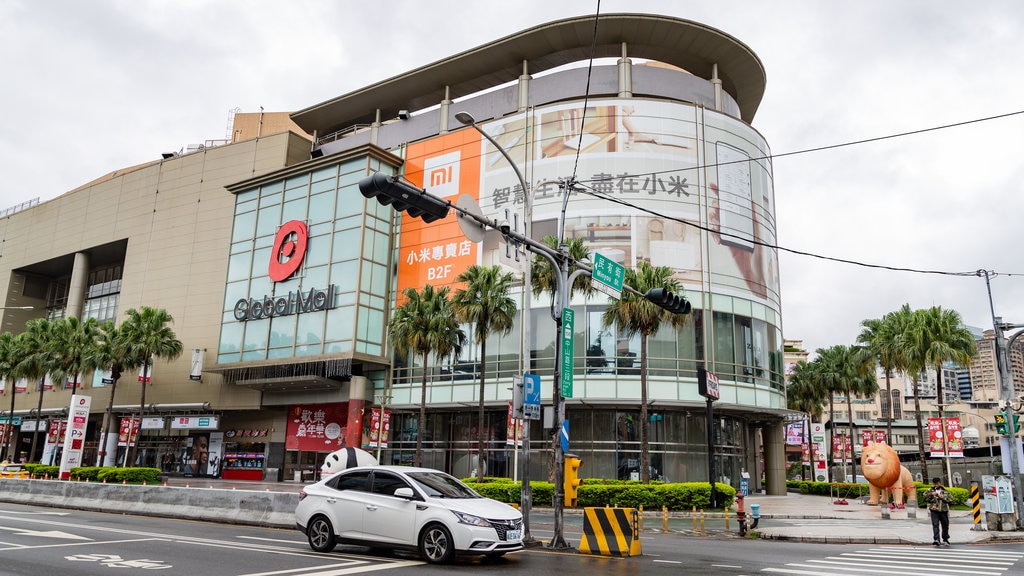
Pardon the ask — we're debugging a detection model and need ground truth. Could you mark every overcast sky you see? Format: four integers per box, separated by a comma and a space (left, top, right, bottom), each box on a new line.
2, 1, 1022, 355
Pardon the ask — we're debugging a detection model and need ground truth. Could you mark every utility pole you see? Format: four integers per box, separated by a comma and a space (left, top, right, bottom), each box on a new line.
979, 269, 1024, 528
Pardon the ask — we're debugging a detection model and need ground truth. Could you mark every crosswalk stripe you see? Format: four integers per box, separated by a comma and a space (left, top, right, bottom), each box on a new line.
762, 546, 1022, 576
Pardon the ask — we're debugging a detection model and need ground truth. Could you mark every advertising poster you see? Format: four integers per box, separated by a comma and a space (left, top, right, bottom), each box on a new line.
397, 130, 482, 300
832, 435, 852, 463
286, 403, 347, 451
366, 408, 390, 449
785, 421, 804, 445
929, 417, 963, 457
801, 442, 810, 466
945, 417, 963, 457
117, 417, 139, 447
861, 429, 887, 446
394, 99, 780, 312
505, 402, 525, 447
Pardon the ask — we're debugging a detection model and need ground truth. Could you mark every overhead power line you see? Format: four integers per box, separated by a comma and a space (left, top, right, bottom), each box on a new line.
570, 109, 1024, 279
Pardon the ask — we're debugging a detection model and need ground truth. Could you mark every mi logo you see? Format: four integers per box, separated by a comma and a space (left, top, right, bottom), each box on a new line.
422, 151, 461, 198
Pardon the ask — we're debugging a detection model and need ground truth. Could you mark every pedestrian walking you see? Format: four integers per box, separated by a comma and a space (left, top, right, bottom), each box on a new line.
924, 477, 953, 546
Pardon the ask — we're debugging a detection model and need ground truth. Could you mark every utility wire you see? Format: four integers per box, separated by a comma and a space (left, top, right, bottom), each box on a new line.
561, 108, 1024, 279
571, 179, 1018, 278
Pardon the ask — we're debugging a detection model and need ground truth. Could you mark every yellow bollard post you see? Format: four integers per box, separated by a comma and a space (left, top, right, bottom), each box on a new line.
692, 506, 697, 531
724, 506, 729, 532
638, 505, 644, 531
699, 510, 705, 536
662, 506, 669, 533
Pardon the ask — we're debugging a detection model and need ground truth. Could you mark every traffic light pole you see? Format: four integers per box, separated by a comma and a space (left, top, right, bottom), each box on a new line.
980, 269, 1024, 528
362, 171, 692, 548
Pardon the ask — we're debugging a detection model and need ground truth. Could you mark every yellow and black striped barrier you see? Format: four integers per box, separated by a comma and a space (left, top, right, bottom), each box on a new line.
970, 481, 983, 530
578, 507, 642, 557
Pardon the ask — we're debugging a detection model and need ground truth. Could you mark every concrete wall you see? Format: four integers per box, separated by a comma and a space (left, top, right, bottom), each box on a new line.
0, 479, 299, 528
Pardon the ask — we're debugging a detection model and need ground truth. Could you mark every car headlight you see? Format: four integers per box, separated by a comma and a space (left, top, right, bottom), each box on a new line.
452, 510, 490, 528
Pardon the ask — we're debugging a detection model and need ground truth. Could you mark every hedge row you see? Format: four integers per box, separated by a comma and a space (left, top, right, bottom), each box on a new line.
21, 464, 161, 484
785, 480, 968, 507
462, 478, 736, 511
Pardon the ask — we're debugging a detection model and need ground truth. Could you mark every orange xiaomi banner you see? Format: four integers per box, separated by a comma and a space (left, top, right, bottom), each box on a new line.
397, 129, 482, 298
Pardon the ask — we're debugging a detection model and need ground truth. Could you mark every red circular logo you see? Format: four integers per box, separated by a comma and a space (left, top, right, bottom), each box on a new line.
268, 220, 308, 282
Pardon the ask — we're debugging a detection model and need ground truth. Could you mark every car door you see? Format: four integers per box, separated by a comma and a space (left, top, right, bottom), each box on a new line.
359, 470, 419, 545
323, 470, 372, 539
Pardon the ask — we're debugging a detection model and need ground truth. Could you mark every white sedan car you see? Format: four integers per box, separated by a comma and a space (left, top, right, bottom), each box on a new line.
295, 465, 523, 563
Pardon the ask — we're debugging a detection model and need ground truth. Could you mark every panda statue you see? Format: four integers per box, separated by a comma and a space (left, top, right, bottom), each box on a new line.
320, 447, 379, 477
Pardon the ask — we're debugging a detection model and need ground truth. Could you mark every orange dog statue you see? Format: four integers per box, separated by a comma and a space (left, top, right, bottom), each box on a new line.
860, 442, 915, 508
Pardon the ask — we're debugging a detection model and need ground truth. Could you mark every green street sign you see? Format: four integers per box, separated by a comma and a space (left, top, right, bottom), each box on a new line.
592, 252, 625, 299
561, 308, 575, 398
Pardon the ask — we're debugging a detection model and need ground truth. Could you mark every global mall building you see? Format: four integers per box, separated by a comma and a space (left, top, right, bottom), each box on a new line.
0, 14, 791, 494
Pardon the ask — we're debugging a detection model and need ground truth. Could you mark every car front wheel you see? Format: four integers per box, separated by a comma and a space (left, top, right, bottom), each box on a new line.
306, 516, 337, 553
418, 523, 454, 564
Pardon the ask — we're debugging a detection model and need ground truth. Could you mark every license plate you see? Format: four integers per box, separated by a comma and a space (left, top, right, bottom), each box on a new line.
506, 529, 522, 541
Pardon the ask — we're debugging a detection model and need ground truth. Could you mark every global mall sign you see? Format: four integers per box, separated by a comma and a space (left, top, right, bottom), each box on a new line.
233, 220, 338, 322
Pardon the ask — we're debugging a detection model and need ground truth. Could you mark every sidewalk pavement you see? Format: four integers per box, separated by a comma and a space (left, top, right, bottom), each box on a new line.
161, 477, 1024, 545
743, 492, 1024, 545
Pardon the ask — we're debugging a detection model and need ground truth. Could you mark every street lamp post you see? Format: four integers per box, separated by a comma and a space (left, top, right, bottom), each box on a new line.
454, 112, 537, 544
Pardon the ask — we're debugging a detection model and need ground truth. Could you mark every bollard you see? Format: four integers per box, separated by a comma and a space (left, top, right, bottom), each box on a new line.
970, 481, 984, 531
692, 506, 698, 531
638, 505, 644, 531
749, 503, 760, 530
662, 506, 669, 533
699, 510, 705, 536
724, 505, 729, 532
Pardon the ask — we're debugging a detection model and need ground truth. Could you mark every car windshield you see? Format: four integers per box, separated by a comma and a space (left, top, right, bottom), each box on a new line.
406, 471, 481, 499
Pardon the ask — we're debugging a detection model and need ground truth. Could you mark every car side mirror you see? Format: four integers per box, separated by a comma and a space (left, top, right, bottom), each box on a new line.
394, 487, 415, 499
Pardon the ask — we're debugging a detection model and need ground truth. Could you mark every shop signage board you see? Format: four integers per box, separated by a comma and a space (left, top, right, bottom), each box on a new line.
58, 395, 91, 480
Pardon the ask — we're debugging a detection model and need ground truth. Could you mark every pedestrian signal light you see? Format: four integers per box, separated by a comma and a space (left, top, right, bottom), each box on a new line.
994, 413, 1020, 435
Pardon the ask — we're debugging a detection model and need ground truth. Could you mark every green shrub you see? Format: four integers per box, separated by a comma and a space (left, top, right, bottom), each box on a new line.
463, 478, 734, 510
25, 464, 58, 478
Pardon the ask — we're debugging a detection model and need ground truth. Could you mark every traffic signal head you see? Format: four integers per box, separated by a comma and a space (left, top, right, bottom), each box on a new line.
995, 413, 1021, 435
564, 455, 583, 507
358, 172, 451, 223
645, 287, 692, 315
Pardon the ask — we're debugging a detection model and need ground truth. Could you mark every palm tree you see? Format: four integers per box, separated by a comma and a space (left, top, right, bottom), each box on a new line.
858, 305, 913, 443
906, 306, 977, 482
120, 307, 183, 467
602, 261, 689, 483
452, 265, 517, 482
530, 235, 593, 302
389, 285, 466, 467
0, 332, 19, 461
814, 345, 856, 479
840, 346, 879, 480
786, 359, 827, 480
50, 316, 102, 395
89, 320, 132, 467
16, 319, 61, 462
